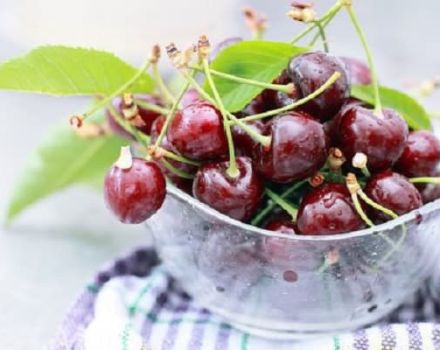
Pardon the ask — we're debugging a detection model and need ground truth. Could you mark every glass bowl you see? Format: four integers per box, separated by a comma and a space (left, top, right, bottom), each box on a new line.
147, 185, 440, 339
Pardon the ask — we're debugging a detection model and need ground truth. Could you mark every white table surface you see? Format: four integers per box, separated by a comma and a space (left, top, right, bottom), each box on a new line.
0, 1, 439, 348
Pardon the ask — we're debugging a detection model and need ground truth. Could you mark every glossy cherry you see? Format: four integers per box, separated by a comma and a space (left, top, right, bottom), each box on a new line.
150, 116, 195, 192
364, 171, 423, 222
106, 94, 163, 139
104, 158, 166, 224
232, 120, 265, 157
262, 70, 298, 109
264, 214, 297, 234
167, 101, 228, 160
340, 57, 372, 85
193, 157, 264, 221
253, 112, 327, 183
394, 130, 440, 177
288, 52, 350, 121
335, 105, 408, 172
296, 183, 365, 235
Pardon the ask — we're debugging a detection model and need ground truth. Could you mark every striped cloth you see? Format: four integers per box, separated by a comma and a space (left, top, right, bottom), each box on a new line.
50, 248, 440, 350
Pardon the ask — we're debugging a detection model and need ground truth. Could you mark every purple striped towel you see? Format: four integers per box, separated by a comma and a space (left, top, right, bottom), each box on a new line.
50, 247, 440, 350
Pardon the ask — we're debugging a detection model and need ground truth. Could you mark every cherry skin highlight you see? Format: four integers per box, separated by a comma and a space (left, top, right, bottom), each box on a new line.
167, 101, 228, 160
104, 159, 166, 224
296, 183, 365, 235
364, 171, 423, 223
340, 57, 372, 85
253, 112, 327, 183
394, 130, 440, 178
193, 157, 264, 221
335, 105, 408, 172
288, 52, 350, 121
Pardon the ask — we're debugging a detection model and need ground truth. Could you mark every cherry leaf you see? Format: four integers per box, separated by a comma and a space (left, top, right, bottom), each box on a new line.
206, 41, 308, 112
0, 46, 154, 95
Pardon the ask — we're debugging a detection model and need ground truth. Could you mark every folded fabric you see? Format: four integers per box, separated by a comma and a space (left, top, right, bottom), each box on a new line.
50, 248, 440, 350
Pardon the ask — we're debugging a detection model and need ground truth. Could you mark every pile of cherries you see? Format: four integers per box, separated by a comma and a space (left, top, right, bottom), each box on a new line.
103, 50, 440, 236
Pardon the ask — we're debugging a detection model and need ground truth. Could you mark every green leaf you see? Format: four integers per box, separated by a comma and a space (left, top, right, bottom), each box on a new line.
351, 85, 432, 130
0, 46, 154, 96
206, 41, 308, 112
6, 125, 126, 224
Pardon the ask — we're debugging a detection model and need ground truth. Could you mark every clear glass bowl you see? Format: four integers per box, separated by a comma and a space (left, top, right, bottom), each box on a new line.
147, 185, 440, 339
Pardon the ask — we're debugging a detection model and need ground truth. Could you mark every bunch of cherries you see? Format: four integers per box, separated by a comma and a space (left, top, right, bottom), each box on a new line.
98, 3, 440, 238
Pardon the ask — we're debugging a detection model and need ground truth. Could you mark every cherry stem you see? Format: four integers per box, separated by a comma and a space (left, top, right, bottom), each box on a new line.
202, 58, 239, 178
290, 2, 342, 45
160, 149, 200, 166
152, 63, 177, 106
160, 158, 194, 179
82, 60, 151, 121
189, 65, 295, 94
153, 78, 192, 150
357, 190, 398, 219
180, 69, 272, 147
309, 7, 339, 47
315, 21, 329, 52
265, 188, 298, 221
132, 98, 170, 115
351, 192, 374, 227
251, 181, 307, 226
344, 3, 383, 116
238, 71, 341, 123
410, 177, 440, 185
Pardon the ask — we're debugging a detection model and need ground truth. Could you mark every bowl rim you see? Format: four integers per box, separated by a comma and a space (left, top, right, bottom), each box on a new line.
166, 184, 440, 241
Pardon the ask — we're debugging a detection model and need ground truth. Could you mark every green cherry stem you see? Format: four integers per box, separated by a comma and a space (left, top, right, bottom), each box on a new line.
344, 2, 382, 116
251, 181, 307, 226
189, 65, 295, 94
351, 192, 374, 227
315, 21, 329, 52
265, 188, 299, 221
160, 149, 200, 166
132, 98, 170, 115
80, 60, 151, 122
357, 190, 399, 220
308, 5, 340, 47
152, 63, 177, 106
153, 79, 191, 150
180, 69, 272, 147
160, 158, 194, 179
239, 71, 341, 123
410, 177, 440, 185
202, 58, 239, 178
290, 2, 342, 45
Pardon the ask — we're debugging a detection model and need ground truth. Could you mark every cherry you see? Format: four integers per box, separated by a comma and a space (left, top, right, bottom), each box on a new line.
253, 112, 327, 183
106, 94, 163, 139
364, 171, 422, 222
287, 52, 350, 121
264, 215, 297, 234
340, 57, 372, 85
150, 116, 195, 192
296, 183, 365, 235
104, 158, 166, 224
167, 101, 228, 160
335, 105, 408, 172
181, 88, 201, 108
262, 70, 299, 109
236, 93, 268, 118
394, 130, 440, 178
421, 182, 440, 204
193, 157, 264, 221
231, 120, 265, 157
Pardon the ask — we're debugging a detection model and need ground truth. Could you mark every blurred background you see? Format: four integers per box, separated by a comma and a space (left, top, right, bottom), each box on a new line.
0, 0, 439, 348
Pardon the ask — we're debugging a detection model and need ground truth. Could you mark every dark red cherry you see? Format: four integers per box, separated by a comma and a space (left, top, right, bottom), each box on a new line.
421, 183, 440, 204
106, 95, 163, 139
262, 70, 299, 109
168, 101, 228, 160
296, 183, 365, 235
394, 131, 440, 178
181, 88, 201, 108
232, 120, 265, 157
288, 52, 350, 121
335, 105, 409, 172
264, 214, 297, 234
193, 157, 264, 221
364, 171, 423, 222
340, 57, 372, 85
253, 112, 327, 183
236, 94, 268, 118
150, 116, 195, 193
104, 158, 166, 224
